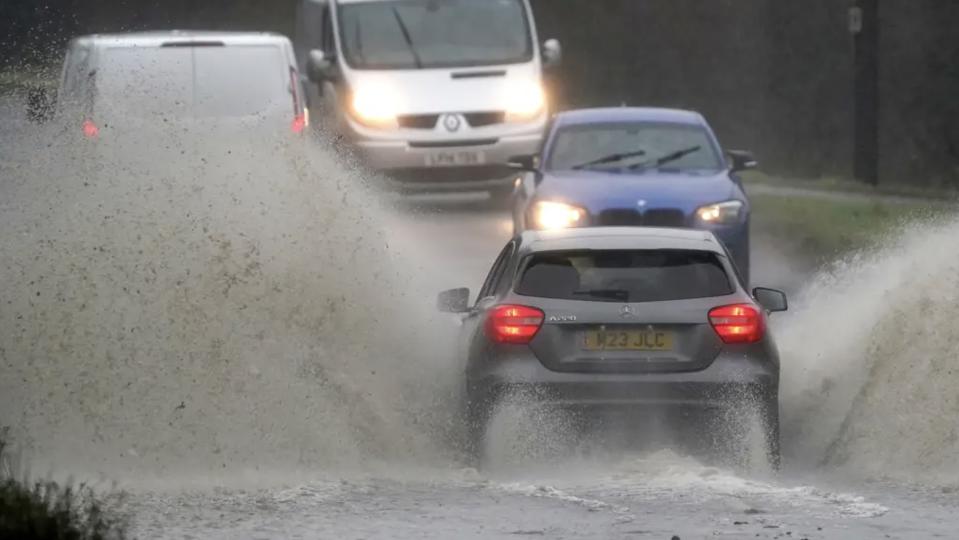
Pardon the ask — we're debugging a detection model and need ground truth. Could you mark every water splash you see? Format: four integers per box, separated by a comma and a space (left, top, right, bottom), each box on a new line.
779, 215, 959, 484
0, 124, 462, 478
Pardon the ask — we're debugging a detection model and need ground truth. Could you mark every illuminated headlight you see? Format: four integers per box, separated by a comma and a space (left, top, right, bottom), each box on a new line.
505, 82, 546, 122
351, 85, 400, 129
696, 200, 745, 225
531, 201, 588, 230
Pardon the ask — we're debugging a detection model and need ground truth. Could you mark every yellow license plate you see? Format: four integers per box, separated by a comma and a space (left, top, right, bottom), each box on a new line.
583, 329, 674, 351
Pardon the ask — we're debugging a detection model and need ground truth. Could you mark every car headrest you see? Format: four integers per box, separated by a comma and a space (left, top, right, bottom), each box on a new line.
520, 260, 581, 297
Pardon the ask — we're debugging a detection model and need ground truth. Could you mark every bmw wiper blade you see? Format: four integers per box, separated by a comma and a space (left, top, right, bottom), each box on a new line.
391, 7, 423, 69
571, 149, 646, 170
629, 145, 702, 170
572, 289, 630, 301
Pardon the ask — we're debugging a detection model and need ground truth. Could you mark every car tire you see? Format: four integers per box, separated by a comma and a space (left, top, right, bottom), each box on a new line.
705, 396, 780, 472
760, 399, 782, 471
464, 397, 494, 469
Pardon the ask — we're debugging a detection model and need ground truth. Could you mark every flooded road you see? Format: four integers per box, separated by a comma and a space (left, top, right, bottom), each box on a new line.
1, 115, 958, 539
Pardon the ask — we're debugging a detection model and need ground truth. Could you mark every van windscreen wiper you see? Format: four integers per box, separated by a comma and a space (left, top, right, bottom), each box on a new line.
571, 149, 647, 170
391, 7, 423, 69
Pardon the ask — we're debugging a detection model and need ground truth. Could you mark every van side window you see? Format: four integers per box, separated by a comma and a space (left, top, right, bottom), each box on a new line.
61, 47, 91, 107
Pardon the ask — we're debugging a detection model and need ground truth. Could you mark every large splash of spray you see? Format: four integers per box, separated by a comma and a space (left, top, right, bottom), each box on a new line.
0, 123, 463, 479
779, 215, 959, 484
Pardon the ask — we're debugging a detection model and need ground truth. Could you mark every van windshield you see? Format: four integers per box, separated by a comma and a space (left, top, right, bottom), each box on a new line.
338, 0, 533, 70
93, 45, 290, 120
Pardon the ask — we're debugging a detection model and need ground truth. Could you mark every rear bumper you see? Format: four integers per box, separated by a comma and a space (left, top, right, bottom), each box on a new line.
467, 352, 778, 412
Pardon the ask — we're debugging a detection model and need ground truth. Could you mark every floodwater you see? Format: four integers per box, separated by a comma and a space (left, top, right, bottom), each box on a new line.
1, 99, 958, 539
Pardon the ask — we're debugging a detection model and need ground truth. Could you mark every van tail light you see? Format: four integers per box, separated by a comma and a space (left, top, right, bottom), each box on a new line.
291, 112, 307, 134
485, 305, 545, 344
82, 119, 99, 139
709, 304, 764, 344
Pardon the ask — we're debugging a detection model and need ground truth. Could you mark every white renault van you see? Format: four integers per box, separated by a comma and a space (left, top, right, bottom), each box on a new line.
294, 0, 561, 199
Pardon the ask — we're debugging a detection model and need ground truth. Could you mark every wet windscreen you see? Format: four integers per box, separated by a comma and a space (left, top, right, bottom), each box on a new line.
547, 122, 724, 172
92, 45, 289, 120
338, 0, 532, 69
515, 249, 733, 302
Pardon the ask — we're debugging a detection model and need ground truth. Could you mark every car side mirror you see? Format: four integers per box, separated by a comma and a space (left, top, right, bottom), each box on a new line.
26, 85, 55, 123
307, 49, 334, 83
753, 287, 788, 313
728, 149, 758, 173
438, 288, 471, 313
508, 154, 539, 172
542, 39, 562, 69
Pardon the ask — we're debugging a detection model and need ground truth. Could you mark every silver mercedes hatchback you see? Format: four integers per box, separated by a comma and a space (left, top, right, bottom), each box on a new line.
438, 227, 788, 468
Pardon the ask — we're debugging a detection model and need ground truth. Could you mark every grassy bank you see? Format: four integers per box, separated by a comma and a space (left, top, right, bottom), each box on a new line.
750, 189, 952, 266
0, 431, 127, 540
0, 69, 57, 94
743, 170, 959, 202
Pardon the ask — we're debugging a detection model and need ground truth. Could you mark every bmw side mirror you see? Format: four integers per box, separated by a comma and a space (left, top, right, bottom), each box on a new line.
753, 287, 788, 313
438, 288, 470, 313
307, 49, 334, 83
542, 39, 563, 69
25, 85, 55, 123
728, 149, 758, 173
508, 154, 538, 172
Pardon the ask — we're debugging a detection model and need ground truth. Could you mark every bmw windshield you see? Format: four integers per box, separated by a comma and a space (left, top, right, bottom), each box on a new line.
337, 0, 533, 70
548, 122, 725, 172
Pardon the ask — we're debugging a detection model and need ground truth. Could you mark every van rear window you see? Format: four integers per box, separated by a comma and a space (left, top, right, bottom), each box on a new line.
515, 250, 733, 303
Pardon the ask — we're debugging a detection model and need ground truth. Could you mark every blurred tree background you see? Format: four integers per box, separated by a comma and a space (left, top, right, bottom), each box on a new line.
1, 0, 956, 186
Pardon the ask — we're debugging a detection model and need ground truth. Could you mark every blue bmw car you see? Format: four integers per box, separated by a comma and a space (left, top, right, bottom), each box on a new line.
509, 107, 758, 284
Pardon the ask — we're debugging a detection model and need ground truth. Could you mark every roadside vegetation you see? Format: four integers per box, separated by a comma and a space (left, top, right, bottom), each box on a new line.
0, 430, 127, 540
749, 185, 953, 265
743, 170, 959, 202
0, 68, 56, 94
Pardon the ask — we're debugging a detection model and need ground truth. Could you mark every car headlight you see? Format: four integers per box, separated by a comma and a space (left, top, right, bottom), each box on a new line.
505, 82, 546, 122
531, 201, 588, 230
696, 200, 745, 225
351, 85, 400, 129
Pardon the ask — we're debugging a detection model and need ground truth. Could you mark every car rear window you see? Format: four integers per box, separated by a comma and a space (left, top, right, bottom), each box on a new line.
515, 249, 733, 302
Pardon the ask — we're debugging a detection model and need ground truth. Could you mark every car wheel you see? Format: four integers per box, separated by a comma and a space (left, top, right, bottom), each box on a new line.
464, 397, 495, 469
706, 396, 780, 473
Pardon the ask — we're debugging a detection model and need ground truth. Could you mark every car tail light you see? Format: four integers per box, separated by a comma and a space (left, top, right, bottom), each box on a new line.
709, 304, 764, 344
82, 119, 99, 139
485, 305, 544, 344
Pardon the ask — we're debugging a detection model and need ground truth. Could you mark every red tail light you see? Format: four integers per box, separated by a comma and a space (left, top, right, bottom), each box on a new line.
709, 304, 764, 344
291, 113, 307, 134
82, 119, 99, 139
485, 305, 545, 344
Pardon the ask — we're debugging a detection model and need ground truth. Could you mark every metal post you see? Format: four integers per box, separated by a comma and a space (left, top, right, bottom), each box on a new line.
851, 0, 879, 185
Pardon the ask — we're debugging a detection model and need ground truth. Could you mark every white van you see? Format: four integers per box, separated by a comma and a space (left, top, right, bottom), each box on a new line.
294, 0, 561, 199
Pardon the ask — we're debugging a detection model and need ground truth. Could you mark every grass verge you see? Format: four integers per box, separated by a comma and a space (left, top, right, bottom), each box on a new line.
750, 191, 951, 265
0, 69, 57, 94
742, 171, 959, 202
0, 430, 127, 540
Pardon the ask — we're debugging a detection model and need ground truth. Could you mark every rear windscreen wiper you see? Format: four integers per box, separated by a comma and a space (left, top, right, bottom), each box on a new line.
629, 145, 702, 170
573, 289, 630, 301
571, 149, 646, 170
391, 7, 423, 69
